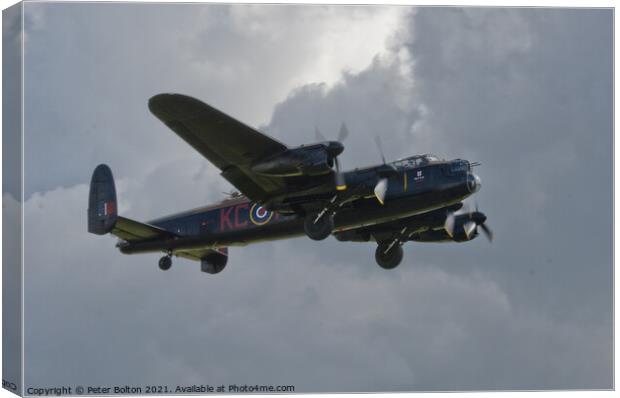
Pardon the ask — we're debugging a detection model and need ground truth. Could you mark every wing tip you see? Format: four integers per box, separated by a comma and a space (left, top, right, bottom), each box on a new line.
148, 93, 207, 120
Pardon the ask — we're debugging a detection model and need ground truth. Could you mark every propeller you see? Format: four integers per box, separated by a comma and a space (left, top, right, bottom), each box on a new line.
444, 202, 493, 242
445, 211, 456, 237
334, 122, 349, 190
463, 221, 477, 239
478, 221, 494, 242
372, 135, 392, 204
315, 123, 349, 191
374, 178, 388, 205
474, 202, 493, 241
374, 135, 386, 164
314, 123, 349, 144
334, 156, 346, 190
338, 123, 349, 142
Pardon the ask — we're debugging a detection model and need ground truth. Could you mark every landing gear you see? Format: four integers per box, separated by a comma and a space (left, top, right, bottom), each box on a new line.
158, 254, 172, 271
304, 195, 338, 241
304, 213, 334, 241
375, 243, 403, 270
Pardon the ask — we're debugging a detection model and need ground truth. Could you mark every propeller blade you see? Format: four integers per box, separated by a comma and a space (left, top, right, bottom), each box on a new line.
479, 223, 493, 242
463, 221, 477, 240
334, 157, 347, 191
444, 211, 455, 237
374, 136, 386, 164
338, 122, 349, 142
374, 178, 388, 205
315, 127, 326, 142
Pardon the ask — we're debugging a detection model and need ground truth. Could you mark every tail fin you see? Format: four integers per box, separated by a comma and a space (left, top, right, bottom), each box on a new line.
88, 164, 118, 235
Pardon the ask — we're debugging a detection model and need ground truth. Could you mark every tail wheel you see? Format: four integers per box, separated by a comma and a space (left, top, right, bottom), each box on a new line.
158, 255, 172, 271
303, 214, 334, 241
375, 244, 403, 270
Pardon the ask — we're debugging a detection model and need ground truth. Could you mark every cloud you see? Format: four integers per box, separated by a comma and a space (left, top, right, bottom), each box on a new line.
263, 52, 420, 170
22, 180, 610, 390
22, 3, 411, 196
3, 194, 23, 389
405, 7, 612, 324
19, 4, 612, 392
188, 5, 413, 92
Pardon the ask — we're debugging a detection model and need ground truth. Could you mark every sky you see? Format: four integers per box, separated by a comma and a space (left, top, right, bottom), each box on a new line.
7, 3, 613, 392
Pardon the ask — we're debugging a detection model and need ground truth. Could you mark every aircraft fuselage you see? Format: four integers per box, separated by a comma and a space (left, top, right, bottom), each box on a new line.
118, 159, 477, 255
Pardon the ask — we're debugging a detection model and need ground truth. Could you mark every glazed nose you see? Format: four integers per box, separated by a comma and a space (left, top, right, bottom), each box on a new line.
467, 173, 481, 193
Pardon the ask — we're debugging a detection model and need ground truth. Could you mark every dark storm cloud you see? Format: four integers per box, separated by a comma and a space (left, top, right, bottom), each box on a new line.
255, 9, 613, 388
21, 4, 611, 392
264, 6, 613, 325
407, 7, 612, 324
21, 2, 406, 196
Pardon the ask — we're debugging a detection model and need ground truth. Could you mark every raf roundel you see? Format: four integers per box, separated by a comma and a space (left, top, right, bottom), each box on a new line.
249, 203, 273, 226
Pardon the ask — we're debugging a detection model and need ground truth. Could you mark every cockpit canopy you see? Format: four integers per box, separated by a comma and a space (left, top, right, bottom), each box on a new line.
391, 154, 441, 169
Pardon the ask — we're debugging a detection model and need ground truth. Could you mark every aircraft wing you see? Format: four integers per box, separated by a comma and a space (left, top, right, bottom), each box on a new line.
112, 216, 176, 242
337, 203, 463, 242
148, 93, 291, 202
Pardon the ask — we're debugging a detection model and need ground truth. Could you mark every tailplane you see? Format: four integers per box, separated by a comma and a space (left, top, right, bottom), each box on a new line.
88, 164, 118, 235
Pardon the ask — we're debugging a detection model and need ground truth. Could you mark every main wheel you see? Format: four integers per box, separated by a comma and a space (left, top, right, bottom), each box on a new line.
375, 244, 403, 270
158, 255, 172, 271
304, 213, 334, 241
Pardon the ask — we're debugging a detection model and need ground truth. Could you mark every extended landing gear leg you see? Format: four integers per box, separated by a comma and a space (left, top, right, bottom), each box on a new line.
304, 213, 335, 241
304, 195, 338, 241
375, 243, 404, 270
158, 252, 172, 271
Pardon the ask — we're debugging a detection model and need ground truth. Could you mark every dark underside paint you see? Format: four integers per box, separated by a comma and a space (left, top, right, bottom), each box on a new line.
119, 169, 471, 255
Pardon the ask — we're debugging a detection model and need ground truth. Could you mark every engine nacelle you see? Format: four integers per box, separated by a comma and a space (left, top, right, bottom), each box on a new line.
201, 249, 228, 274
449, 214, 483, 242
449, 228, 476, 242
251, 142, 343, 177
412, 217, 478, 243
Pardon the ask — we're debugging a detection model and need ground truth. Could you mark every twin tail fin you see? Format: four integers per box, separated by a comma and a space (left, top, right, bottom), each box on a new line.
88, 164, 118, 235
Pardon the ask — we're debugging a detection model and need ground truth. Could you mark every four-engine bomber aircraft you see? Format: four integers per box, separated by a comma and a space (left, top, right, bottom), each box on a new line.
88, 94, 492, 274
